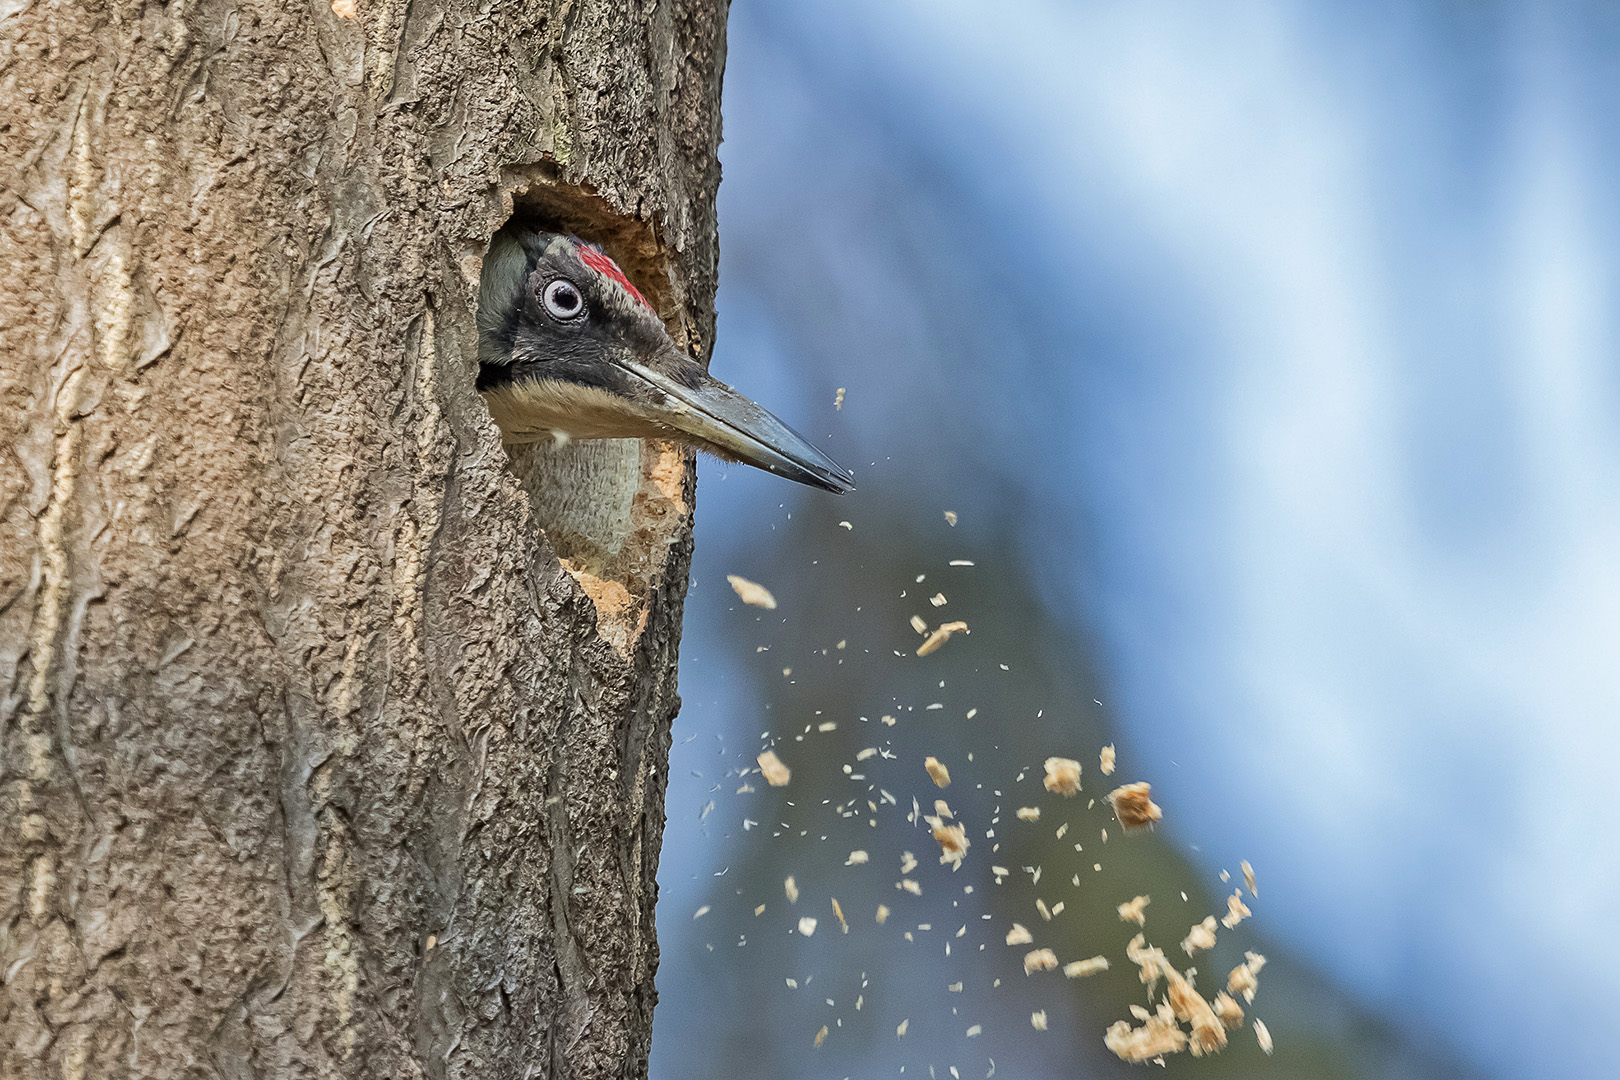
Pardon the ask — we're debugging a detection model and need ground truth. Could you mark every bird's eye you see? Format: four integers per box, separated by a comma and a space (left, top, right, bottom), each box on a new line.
543, 278, 585, 319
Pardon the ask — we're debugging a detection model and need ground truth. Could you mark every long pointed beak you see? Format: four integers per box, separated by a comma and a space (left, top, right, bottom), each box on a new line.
619, 355, 855, 493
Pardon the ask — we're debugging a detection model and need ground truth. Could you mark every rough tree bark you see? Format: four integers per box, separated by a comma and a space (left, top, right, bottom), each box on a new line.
0, 0, 728, 1075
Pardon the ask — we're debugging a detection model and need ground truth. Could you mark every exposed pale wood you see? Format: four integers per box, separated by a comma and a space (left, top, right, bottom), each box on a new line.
0, 0, 728, 1074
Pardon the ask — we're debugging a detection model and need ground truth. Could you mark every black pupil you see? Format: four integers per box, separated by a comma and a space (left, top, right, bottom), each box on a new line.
550, 282, 580, 313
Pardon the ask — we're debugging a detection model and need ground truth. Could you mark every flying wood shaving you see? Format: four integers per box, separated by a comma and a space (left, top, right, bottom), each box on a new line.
834, 387, 845, 410
876, 904, 890, 924
1211, 992, 1244, 1029
944, 510, 958, 526
1181, 916, 1218, 955
845, 850, 869, 866
1016, 806, 1040, 822
1116, 933, 1228, 1059
1031, 1010, 1048, 1031
924, 757, 952, 787
1100, 744, 1116, 775
798, 917, 818, 937
1043, 757, 1082, 797
727, 574, 777, 609
1242, 860, 1258, 897
1125, 934, 1168, 997
1220, 890, 1251, 929
1064, 955, 1109, 978
1023, 949, 1058, 975
928, 817, 970, 868
758, 751, 791, 787
1105, 782, 1162, 829
831, 898, 848, 934
1005, 923, 1034, 946
1104, 1003, 1187, 1063
1227, 953, 1266, 1003
1166, 965, 1227, 1056
814, 1024, 828, 1048
784, 876, 800, 903
916, 621, 970, 656
1254, 1018, 1273, 1055
1117, 895, 1151, 926
909, 614, 929, 635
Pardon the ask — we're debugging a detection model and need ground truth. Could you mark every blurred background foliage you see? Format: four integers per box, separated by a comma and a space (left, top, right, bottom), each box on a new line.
647, 2, 1620, 1078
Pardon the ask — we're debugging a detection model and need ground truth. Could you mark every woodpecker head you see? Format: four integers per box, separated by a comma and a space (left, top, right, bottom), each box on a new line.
476, 228, 854, 493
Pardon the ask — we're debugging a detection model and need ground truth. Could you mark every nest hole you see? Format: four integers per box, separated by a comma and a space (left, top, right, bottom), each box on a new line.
479, 168, 693, 650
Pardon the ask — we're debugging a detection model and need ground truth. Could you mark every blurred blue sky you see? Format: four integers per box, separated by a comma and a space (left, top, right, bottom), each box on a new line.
654, 3, 1620, 1078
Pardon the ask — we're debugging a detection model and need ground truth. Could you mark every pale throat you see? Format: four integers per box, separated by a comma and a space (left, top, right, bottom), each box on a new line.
483, 377, 677, 445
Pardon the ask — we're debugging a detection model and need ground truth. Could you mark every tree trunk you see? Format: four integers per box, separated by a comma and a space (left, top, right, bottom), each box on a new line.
0, 0, 727, 1075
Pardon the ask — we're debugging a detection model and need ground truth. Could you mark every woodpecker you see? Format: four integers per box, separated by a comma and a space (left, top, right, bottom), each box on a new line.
476, 227, 854, 493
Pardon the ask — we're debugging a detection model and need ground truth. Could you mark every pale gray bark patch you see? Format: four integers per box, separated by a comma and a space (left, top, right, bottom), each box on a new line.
0, 0, 729, 1076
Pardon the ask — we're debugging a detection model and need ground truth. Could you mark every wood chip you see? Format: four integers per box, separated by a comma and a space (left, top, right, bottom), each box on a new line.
1104, 1004, 1187, 1062
1220, 890, 1251, 929
944, 510, 958, 526
915, 620, 969, 657
1100, 744, 1116, 775
1242, 860, 1258, 897
924, 756, 951, 788
798, 916, 818, 937
1117, 933, 1227, 1058
1167, 965, 1227, 1056
726, 574, 776, 609
1105, 782, 1162, 829
845, 850, 869, 866
758, 751, 791, 787
1005, 923, 1034, 946
1030, 1010, 1048, 1030
784, 876, 799, 903
1043, 757, 1082, 797
1254, 1018, 1273, 1055
1227, 952, 1266, 1003
1181, 916, 1217, 955
929, 817, 970, 869
1117, 894, 1150, 926
1015, 806, 1040, 822
1064, 955, 1109, 978
1022, 948, 1058, 974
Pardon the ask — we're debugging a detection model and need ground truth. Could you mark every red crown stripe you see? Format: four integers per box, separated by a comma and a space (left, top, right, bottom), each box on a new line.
577, 244, 652, 311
